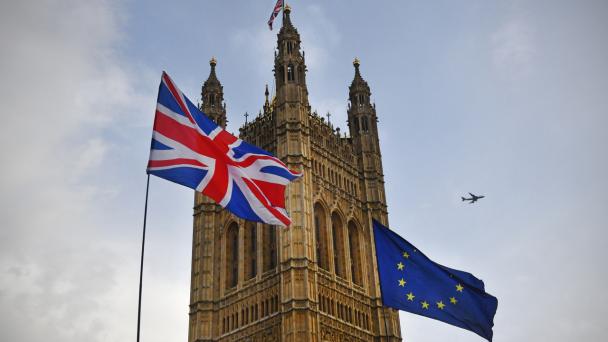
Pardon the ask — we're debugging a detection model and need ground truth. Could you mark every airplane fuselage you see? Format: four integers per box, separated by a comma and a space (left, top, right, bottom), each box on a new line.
462, 193, 485, 203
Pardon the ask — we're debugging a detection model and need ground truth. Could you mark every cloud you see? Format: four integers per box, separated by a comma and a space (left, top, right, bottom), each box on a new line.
229, 3, 341, 77
0, 1, 155, 341
491, 17, 536, 79
299, 4, 341, 71
230, 26, 276, 77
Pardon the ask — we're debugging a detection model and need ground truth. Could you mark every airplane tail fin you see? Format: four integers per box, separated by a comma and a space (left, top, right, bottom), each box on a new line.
461, 197, 466, 201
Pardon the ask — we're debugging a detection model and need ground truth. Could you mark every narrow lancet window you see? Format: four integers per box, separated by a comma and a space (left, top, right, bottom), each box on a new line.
332, 212, 346, 278
348, 221, 363, 285
314, 203, 329, 270
245, 222, 257, 279
225, 222, 239, 289
362, 116, 369, 132
263, 225, 277, 271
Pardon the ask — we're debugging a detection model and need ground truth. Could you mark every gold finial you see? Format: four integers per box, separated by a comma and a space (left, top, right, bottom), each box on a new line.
353, 57, 360, 67
210, 57, 217, 66
284, 4, 291, 12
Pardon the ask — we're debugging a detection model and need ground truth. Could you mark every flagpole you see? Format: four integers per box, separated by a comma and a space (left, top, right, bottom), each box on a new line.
137, 174, 151, 342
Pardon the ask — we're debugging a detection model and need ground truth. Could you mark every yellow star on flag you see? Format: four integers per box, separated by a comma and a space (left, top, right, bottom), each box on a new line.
456, 283, 464, 292
421, 301, 429, 309
397, 262, 404, 270
402, 251, 410, 258
406, 292, 415, 301
450, 297, 458, 305
398, 278, 406, 287
436, 301, 445, 310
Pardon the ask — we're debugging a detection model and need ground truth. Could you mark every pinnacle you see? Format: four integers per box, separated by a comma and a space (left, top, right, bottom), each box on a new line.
204, 56, 220, 86
351, 58, 366, 87
280, 3, 296, 33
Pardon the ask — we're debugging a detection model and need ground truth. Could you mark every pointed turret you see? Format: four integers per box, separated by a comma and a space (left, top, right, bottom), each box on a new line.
348, 58, 376, 139
351, 57, 369, 92
263, 84, 271, 114
200, 57, 227, 128
347, 57, 386, 215
281, 4, 296, 31
272, 4, 310, 166
274, 5, 308, 92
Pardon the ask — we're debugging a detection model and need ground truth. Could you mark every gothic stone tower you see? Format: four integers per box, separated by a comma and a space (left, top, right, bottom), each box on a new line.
188, 6, 401, 342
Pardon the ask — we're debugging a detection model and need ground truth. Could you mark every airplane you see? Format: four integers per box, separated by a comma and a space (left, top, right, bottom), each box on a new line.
462, 192, 485, 203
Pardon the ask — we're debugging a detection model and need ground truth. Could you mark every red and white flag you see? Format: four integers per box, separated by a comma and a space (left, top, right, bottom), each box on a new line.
267, 0, 284, 30
147, 72, 302, 226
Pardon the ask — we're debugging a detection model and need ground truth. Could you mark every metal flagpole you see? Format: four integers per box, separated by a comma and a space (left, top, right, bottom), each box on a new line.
137, 174, 151, 342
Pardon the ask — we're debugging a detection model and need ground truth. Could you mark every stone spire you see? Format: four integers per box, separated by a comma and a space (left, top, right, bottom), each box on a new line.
350, 57, 370, 96
200, 57, 227, 128
348, 58, 375, 139
274, 4, 308, 97
280, 4, 296, 33
263, 84, 271, 114
347, 57, 386, 219
204, 57, 220, 87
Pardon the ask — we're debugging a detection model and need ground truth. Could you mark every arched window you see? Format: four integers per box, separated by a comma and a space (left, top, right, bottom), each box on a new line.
314, 203, 329, 270
287, 64, 295, 81
263, 225, 277, 271
244, 222, 257, 279
353, 116, 360, 132
332, 212, 346, 278
362, 116, 369, 132
348, 221, 363, 285
277, 66, 285, 86
225, 222, 239, 289
209, 94, 215, 107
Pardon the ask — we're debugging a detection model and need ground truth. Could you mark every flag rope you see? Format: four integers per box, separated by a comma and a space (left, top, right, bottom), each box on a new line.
137, 174, 150, 342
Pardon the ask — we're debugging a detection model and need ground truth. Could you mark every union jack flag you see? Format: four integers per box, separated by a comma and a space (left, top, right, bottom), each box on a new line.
267, 0, 284, 30
147, 72, 301, 226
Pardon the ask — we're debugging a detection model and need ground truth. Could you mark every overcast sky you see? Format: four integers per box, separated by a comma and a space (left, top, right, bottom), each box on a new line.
1, 1, 607, 341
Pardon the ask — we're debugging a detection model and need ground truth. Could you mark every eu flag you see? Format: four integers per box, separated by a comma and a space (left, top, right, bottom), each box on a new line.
373, 220, 498, 341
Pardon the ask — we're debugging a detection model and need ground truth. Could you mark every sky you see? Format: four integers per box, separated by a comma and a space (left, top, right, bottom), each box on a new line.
0, 0, 607, 341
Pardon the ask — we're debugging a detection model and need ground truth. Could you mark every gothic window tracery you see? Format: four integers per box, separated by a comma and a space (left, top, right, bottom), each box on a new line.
331, 212, 346, 278
362, 116, 369, 132
225, 222, 239, 289
277, 66, 285, 86
314, 203, 329, 270
263, 225, 277, 271
244, 222, 257, 279
287, 64, 295, 82
348, 221, 363, 286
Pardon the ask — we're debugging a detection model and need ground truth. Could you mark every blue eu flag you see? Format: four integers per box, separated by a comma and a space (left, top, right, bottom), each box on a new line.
373, 220, 498, 341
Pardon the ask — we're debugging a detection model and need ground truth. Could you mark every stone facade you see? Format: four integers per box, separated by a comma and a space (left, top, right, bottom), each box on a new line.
188, 7, 401, 342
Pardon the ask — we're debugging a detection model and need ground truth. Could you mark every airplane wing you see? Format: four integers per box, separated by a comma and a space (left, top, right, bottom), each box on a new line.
469, 192, 475, 197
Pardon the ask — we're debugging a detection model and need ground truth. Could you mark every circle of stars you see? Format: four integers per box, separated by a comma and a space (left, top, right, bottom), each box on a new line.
395, 250, 465, 312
